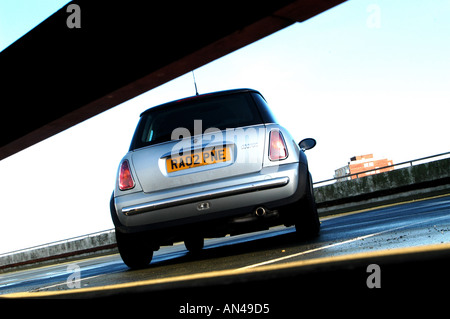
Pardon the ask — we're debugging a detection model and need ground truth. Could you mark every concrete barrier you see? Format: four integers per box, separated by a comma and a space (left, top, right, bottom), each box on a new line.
0, 230, 117, 272
1, 158, 449, 272
315, 158, 450, 215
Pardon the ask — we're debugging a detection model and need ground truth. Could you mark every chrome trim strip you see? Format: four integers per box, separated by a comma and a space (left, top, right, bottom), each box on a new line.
122, 177, 289, 216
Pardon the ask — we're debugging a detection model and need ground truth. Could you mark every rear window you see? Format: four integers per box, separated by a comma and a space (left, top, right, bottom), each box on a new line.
130, 92, 264, 150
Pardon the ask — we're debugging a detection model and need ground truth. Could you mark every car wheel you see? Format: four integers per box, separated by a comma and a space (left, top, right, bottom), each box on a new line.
294, 173, 320, 239
184, 236, 204, 254
115, 229, 154, 269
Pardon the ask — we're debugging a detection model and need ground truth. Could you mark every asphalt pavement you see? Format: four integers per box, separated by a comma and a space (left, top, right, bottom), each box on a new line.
2, 194, 450, 312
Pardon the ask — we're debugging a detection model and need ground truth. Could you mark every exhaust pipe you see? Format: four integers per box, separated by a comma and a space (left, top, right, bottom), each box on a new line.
255, 207, 266, 217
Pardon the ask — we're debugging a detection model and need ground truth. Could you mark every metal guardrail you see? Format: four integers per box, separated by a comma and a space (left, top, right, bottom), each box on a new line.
313, 151, 450, 187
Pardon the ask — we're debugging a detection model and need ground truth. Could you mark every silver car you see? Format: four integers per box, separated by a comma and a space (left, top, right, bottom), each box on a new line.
110, 88, 319, 268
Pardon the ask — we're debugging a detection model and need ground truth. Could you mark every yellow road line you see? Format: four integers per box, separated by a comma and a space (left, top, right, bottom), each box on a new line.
4, 242, 450, 299
3, 193, 449, 298
321, 191, 450, 221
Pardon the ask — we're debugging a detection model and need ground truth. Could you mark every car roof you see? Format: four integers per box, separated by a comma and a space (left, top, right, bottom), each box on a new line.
140, 88, 261, 117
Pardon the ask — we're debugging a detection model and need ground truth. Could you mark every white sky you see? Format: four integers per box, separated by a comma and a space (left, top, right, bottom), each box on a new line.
1, 0, 450, 253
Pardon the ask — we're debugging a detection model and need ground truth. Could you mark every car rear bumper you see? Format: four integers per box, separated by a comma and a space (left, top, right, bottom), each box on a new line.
112, 162, 307, 234
122, 176, 289, 216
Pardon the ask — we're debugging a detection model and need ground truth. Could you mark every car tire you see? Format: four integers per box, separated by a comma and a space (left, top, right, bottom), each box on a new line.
115, 229, 154, 269
184, 237, 204, 254
294, 173, 320, 239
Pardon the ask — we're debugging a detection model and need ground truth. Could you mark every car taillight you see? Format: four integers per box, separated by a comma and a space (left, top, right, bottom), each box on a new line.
119, 160, 135, 190
269, 130, 288, 161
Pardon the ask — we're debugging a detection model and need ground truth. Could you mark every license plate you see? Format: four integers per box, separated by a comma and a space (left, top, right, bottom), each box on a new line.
166, 146, 231, 173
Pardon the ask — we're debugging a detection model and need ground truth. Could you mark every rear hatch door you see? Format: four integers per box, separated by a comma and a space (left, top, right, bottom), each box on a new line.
131, 125, 266, 193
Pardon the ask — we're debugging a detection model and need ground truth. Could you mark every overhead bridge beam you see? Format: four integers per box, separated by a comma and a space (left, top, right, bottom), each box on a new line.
0, 0, 346, 160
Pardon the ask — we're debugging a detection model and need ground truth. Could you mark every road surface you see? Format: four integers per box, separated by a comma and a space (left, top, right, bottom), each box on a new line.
1, 195, 450, 311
